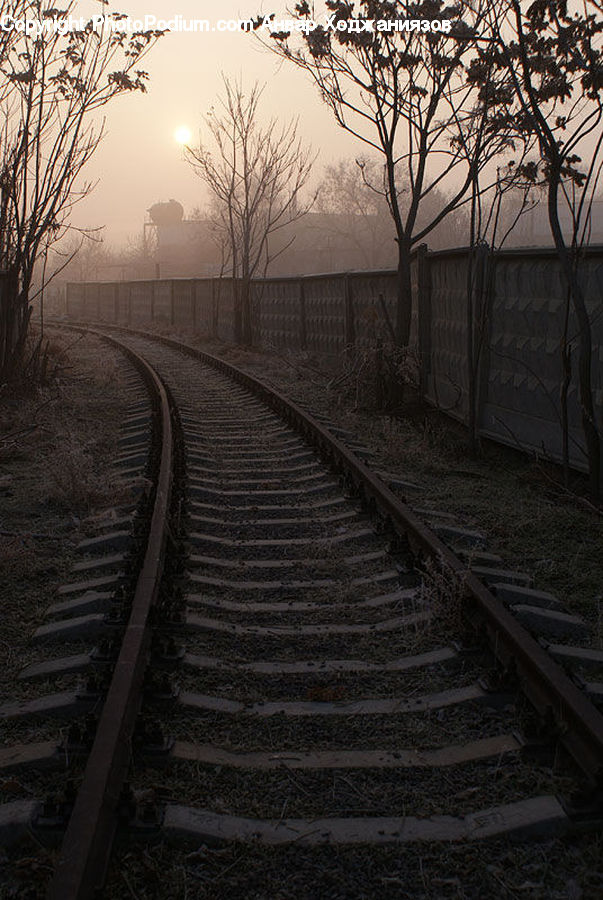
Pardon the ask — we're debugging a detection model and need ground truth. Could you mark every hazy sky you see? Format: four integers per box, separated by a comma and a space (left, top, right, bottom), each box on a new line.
71, 1, 352, 246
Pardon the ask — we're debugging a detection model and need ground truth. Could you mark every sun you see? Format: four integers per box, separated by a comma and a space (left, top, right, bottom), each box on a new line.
174, 125, 192, 146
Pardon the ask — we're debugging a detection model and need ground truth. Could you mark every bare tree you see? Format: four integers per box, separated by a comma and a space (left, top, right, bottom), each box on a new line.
0, 1, 162, 381
481, 0, 603, 498
315, 157, 461, 269
185, 77, 316, 344
315, 158, 396, 268
255, 0, 506, 346
51, 233, 115, 283
453, 40, 538, 451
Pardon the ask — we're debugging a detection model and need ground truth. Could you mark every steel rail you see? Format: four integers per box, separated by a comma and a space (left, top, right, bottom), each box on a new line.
102, 324, 603, 789
47, 330, 174, 900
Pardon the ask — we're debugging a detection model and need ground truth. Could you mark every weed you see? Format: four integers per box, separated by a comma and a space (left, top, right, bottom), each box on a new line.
415, 554, 469, 640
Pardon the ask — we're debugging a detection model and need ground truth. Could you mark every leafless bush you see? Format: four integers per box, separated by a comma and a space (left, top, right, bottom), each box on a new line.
45, 437, 147, 515
418, 554, 469, 637
328, 341, 419, 411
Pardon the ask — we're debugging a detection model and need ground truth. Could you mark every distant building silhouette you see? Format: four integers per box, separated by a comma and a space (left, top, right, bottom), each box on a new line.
145, 204, 399, 278
148, 200, 220, 277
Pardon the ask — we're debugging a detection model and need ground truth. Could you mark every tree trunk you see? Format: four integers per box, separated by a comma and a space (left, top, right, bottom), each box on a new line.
548, 180, 600, 499
241, 277, 252, 346
0, 267, 29, 382
395, 241, 413, 347
560, 287, 571, 488
233, 276, 242, 344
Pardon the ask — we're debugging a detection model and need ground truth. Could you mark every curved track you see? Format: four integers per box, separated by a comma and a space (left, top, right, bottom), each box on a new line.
2, 324, 603, 898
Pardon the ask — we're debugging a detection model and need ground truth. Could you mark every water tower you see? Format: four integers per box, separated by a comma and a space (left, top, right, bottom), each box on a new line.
148, 199, 184, 227
145, 200, 186, 278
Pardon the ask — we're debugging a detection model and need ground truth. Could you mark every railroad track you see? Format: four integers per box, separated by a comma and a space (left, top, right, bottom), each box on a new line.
1, 325, 602, 898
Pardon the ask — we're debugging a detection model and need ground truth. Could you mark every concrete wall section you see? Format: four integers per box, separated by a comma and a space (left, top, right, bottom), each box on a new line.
481, 252, 603, 471
425, 251, 471, 419
65, 245, 603, 476
253, 280, 304, 351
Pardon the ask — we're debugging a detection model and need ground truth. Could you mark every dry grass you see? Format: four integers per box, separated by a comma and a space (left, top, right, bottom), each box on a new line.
0, 331, 130, 701
43, 435, 148, 516
417, 554, 469, 637
102, 833, 603, 900
0, 329, 137, 896
44, 437, 113, 512
1, 331, 132, 518
300, 535, 354, 571
324, 342, 420, 410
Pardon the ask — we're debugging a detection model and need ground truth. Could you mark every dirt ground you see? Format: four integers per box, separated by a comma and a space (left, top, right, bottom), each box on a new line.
0, 329, 133, 898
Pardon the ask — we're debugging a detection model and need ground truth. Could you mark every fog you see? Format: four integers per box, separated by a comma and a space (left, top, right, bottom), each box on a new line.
70, 1, 354, 246
52, 1, 603, 266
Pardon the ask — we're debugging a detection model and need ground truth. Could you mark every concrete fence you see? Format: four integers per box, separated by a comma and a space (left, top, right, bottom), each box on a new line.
66, 244, 603, 475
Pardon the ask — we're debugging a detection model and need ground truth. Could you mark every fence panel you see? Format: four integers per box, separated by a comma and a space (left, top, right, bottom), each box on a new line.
302, 276, 346, 355
83, 283, 99, 322
213, 279, 235, 342
130, 282, 153, 323
171, 280, 193, 328
425, 251, 470, 419
116, 283, 130, 323
152, 282, 172, 322
253, 280, 303, 350
66, 282, 85, 320
349, 271, 398, 347
98, 284, 116, 322
193, 280, 214, 334
481, 251, 603, 471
